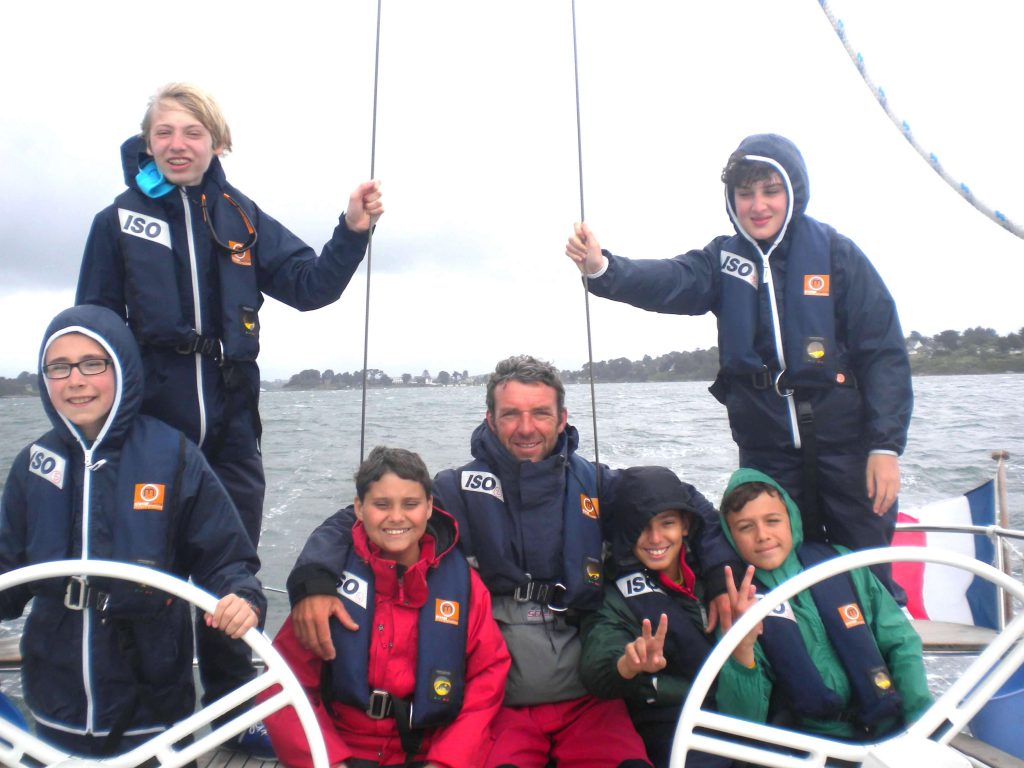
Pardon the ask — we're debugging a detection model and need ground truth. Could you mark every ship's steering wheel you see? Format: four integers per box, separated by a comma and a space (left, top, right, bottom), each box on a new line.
671, 546, 1024, 767
0, 560, 327, 768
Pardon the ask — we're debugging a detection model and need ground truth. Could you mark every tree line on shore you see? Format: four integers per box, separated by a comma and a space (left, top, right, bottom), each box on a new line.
270, 325, 1024, 390
2, 326, 1022, 397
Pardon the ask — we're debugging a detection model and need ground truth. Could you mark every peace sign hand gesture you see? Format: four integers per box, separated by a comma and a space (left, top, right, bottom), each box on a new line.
617, 613, 669, 680
725, 564, 762, 668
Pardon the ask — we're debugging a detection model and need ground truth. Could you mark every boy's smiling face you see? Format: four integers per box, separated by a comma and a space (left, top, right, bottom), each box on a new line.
146, 102, 221, 188
734, 172, 787, 241
354, 471, 432, 567
44, 333, 115, 441
633, 509, 689, 581
726, 490, 793, 571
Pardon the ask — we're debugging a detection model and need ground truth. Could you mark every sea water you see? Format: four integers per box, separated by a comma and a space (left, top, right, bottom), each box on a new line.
2, 375, 1023, 636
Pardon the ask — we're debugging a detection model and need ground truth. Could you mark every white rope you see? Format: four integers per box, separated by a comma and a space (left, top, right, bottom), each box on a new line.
817, 0, 1024, 240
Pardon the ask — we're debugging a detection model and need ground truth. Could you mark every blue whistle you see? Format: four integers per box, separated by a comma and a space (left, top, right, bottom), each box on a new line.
135, 159, 175, 198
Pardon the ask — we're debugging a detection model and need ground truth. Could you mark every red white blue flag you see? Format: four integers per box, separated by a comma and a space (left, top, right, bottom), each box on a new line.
892, 480, 999, 630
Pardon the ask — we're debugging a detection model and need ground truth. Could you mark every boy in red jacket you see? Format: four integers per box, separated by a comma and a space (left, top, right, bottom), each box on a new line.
263, 447, 510, 768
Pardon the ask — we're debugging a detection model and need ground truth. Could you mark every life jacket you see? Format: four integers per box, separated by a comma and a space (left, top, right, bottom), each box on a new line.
114, 185, 262, 363
614, 568, 713, 680
755, 541, 903, 731
454, 454, 604, 610
22, 421, 188, 618
325, 544, 470, 730
717, 217, 848, 389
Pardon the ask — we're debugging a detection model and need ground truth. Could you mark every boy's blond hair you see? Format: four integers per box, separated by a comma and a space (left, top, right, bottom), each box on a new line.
140, 82, 233, 153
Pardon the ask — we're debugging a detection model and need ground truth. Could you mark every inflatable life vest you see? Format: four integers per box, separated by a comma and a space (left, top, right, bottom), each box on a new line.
756, 541, 903, 730
326, 544, 470, 729
22, 422, 188, 617
717, 217, 848, 389
455, 454, 604, 610
614, 568, 713, 680
114, 185, 262, 362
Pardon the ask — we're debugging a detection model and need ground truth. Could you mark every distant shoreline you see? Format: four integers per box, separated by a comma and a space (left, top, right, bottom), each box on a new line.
5, 326, 1022, 396
261, 367, 1023, 392
2, 367, 1022, 399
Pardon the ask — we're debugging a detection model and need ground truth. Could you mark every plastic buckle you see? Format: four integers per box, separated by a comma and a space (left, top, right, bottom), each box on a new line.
64, 576, 88, 611
175, 337, 200, 356
366, 690, 393, 720
513, 580, 535, 603
751, 368, 771, 390
199, 337, 219, 358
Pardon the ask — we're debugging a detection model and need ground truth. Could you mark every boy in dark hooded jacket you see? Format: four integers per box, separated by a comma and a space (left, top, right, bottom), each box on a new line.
565, 134, 912, 602
580, 466, 734, 768
0, 304, 265, 755
76, 84, 383, 746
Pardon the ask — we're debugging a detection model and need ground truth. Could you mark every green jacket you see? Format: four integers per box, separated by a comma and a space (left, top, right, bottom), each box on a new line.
580, 577, 709, 727
716, 468, 932, 739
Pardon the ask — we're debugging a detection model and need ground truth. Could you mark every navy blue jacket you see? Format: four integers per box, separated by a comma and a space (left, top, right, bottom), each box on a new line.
0, 305, 265, 738
76, 137, 370, 456
289, 425, 737, 607
588, 134, 912, 457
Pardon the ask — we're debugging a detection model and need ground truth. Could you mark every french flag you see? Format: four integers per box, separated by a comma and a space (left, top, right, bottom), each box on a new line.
892, 480, 998, 629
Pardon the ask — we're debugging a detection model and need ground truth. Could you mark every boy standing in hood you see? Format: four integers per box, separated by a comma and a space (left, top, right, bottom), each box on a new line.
76, 83, 383, 738
0, 305, 265, 755
579, 466, 733, 768
564, 134, 912, 601
715, 468, 929, 740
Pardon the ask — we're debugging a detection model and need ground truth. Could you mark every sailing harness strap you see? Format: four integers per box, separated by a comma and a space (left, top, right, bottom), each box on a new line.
319, 670, 425, 767
796, 399, 827, 543
201, 363, 263, 460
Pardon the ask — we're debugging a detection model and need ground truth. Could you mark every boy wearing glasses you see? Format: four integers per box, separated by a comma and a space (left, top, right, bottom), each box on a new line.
0, 304, 265, 756
75, 83, 383, 752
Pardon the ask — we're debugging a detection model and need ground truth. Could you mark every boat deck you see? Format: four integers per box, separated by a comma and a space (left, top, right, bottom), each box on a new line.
0, 635, 18, 667
952, 733, 1024, 768
912, 619, 1000, 653
199, 749, 278, 768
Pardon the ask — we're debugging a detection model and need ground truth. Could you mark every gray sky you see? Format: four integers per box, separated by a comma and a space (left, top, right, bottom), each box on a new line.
2, 1, 1022, 380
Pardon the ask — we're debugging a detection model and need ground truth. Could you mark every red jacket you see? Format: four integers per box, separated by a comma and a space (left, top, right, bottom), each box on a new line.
263, 512, 510, 767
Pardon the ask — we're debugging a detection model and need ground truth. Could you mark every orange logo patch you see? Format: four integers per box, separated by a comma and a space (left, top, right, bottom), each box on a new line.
435, 599, 460, 626
580, 494, 600, 519
229, 241, 252, 266
838, 602, 865, 628
133, 483, 166, 511
803, 274, 830, 296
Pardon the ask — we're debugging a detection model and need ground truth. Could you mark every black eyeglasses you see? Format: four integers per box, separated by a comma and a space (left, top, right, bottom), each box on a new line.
43, 359, 113, 380
201, 192, 258, 254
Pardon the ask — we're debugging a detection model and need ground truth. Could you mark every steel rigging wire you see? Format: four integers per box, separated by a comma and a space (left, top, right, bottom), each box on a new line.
571, 0, 603, 473
359, 0, 384, 463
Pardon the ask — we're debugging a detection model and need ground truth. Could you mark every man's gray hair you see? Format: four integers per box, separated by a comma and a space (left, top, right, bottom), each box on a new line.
486, 355, 566, 416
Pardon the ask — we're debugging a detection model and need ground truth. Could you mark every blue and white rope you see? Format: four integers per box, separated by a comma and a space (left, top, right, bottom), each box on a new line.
818, 0, 1023, 240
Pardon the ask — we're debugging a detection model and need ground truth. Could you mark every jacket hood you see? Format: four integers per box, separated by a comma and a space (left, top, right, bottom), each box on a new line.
39, 305, 143, 450
120, 134, 226, 192
426, 506, 460, 559
720, 467, 804, 589
608, 465, 701, 565
724, 133, 810, 245
469, 419, 579, 472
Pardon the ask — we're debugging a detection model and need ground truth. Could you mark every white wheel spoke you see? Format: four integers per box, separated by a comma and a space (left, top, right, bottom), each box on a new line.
0, 560, 327, 768
671, 547, 1024, 767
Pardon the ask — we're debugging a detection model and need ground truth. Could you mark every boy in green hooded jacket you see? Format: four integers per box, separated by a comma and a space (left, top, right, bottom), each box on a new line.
716, 468, 930, 740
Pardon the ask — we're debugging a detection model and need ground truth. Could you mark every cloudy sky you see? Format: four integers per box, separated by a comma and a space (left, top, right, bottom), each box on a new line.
2, 1, 1022, 380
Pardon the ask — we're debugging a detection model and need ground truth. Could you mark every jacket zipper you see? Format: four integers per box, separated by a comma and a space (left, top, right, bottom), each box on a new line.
180, 189, 208, 447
